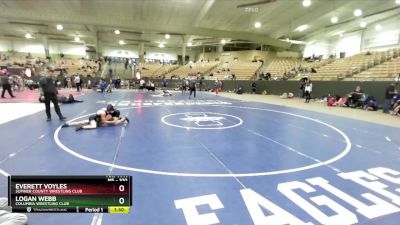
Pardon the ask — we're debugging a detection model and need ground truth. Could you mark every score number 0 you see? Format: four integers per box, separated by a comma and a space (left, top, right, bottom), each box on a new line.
118, 185, 125, 205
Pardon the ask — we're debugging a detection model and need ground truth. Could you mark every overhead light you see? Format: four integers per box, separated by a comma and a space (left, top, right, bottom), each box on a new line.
339, 33, 344, 37
119, 40, 125, 45
74, 36, 80, 42
159, 43, 165, 48
114, 30, 120, 35
302, 0, 311, 7
360, 21, 367, 28
330, 16, 338, 24
221, 39, 226, 44
375, 24, 382, 31
25, 33, 32, 39
187, 42, 192, 47
295, 24, 308, 32
165, 34, 170, 39
254, 22, 262, 28
56, 24, 63, 30
353, 9, 362, 17
396, 0, 400, 5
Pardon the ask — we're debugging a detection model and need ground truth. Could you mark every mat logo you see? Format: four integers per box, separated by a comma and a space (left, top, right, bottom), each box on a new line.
175, 167, 400, 225
161, 112, 243, 130
180, 113, 225, 127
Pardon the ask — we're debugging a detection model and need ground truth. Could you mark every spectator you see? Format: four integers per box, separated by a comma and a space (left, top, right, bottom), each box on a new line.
251, 82, 256, 94
299, 77, 308, 98
162, 78, 168, 88
1, 73, 15, 98
214, 78, 222, 95
304, 79, 313, 103
363, 96, 378, 111
390, 94, 400, 116
39, 94, 83, 104
383, 83, 398, 113
108, 67, 113, 78
348, 86, 364, 108
188, 78, 196, 99
74, 75, 81, 92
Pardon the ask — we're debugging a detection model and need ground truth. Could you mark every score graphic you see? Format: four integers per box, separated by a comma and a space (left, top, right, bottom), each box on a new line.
8, 176, 132, 213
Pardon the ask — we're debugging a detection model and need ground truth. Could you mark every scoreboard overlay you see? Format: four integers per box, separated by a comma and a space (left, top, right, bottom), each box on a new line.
8, 176, 132, 213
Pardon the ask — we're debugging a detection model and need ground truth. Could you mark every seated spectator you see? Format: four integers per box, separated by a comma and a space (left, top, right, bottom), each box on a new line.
384, 83, 398, 113
391, 97, 400, 116
236, 86, 243, 94
348, 86, 364, 108
363, 96, 378, 111
390, 94, 400, 115
146, 80, 155, 91
327, 96, 336, 106
98, 79, 107, 92
336, 97, 348, 107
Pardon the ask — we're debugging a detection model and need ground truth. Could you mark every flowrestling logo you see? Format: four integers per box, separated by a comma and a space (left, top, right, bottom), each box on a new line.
161, 112, 243, 130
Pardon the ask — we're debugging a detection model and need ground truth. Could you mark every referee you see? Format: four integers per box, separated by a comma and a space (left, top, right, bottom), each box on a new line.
39, 69, 66, 121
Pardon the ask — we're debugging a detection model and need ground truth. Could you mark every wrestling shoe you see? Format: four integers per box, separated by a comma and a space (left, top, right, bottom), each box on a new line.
75, 126, 83, 132
125, 117, 130, 123
61, 123, 69, 128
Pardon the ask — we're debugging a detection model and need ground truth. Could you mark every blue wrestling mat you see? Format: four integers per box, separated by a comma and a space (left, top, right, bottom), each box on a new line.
1, 90, 400, 225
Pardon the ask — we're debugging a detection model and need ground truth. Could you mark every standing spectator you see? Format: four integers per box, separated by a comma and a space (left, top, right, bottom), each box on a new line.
199, 76, 204, 91
188, 78, 196, 99
67, 77, 72, 88
39, 69, 66, 121
162, 78, 168, 88
251, 81, 257, 94
383, 83, 398, 113
124, 58, 129, 69
87, 79, 92, 89
108, 67, 113, 78
181, 79, 187, 94
304, 79, 313, 103
74, 75, 81, 92
214, 78, 222, 95
395, 73, 400, 86
1, 73, 15, 98
299, 77, 307, 98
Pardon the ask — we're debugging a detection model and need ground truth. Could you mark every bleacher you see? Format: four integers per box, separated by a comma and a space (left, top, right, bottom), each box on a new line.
166, 62, 219, 78
53, 59, 98, 76
346, 54, 400, 81
310, 51, 391, 81
139, 63, 163, 77
0, 55, 49, 77
152, 64, 179, 77
208, 61, 262, 80
264, 58, 301, 77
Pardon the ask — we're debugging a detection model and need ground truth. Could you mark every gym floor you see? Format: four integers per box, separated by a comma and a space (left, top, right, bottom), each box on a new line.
0, 89, 400, 225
